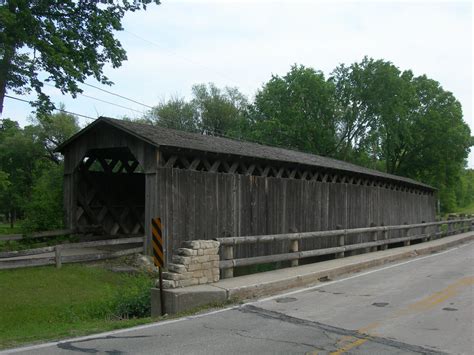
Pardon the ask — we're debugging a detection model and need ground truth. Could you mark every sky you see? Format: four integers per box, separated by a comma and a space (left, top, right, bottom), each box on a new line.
3, 0, 473, 167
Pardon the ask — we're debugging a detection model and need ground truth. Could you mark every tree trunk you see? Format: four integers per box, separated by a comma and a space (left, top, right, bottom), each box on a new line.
0, 40, 16, 116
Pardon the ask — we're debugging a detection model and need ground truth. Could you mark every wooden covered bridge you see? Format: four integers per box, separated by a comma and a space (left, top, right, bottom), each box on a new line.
57, 117, 436, 262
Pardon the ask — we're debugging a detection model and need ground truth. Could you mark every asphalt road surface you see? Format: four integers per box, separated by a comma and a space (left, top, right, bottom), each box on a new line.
7, 242, 474, 354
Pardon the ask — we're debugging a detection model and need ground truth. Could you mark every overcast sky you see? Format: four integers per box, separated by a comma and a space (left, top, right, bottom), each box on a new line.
3, 0, 473, 167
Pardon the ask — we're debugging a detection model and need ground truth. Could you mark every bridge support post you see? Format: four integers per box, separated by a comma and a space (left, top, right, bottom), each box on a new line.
336, 225, 345, 258
368, 222, 377, 253
290, 239, 299, 267
421, 221, 427, 242
223, 245, 234, 278
381, 225, 388, 250
403, 222, 410, 246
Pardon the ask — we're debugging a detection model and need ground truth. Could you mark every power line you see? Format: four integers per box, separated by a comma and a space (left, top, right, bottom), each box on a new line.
4, 95, 97, 120
43, 83, 145, 114
82, 82, 154, 109
124, 30, 252, 91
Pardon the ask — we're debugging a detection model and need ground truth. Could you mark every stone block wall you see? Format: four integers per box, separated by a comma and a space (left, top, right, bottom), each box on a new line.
160, 240, 220, 288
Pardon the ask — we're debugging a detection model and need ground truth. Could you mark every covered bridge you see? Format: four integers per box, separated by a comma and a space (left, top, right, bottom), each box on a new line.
57, 117, 436, 262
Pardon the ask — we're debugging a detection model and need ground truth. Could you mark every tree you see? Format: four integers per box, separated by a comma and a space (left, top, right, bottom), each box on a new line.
330, 57, 416, 170
192, 83, 248, 136
147, 96, 199, 133
22, 163, 64, 232
396, 75, 472, 211
0, 0, 159, 115
0, 110, 80, 228
32, 106, 80, 163
250, 65, 337, 156
0, 119, 44, 226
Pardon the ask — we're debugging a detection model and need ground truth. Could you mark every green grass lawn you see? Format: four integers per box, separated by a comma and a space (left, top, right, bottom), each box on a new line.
0, 264, 155, 350
0, 222, 23, 235
456, 201, 474, 215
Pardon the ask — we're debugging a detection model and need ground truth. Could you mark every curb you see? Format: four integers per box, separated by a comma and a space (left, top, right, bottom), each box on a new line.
222, 232, 474, 300
152, 232, 473, 315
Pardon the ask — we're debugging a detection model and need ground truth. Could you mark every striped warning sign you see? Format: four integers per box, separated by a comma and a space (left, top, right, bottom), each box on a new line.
151, 217, 164, 267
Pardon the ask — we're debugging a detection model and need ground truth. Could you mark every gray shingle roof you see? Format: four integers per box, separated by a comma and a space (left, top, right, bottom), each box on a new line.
58, 117, 434, 190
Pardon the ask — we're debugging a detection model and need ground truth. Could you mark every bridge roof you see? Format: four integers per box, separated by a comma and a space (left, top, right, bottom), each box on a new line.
58, 117, 435, 191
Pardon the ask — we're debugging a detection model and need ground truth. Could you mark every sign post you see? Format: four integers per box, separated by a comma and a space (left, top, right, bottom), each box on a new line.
151, 217, 165, 315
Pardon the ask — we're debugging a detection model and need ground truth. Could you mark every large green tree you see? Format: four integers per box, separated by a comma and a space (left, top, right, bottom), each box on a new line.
0, 0, 159, 115
192, 83, 248, 136
33, 106, 80, 163
0, 110, 80, 229
0, 119, 43, 226
146, 83, 248, 137
250, 65, 337, 156
147, 96, 200, 133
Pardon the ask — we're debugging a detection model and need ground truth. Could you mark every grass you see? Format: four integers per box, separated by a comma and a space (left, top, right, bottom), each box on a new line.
0, 264, 155, 350
0, 222, 22, 235
456, 201, 474, 215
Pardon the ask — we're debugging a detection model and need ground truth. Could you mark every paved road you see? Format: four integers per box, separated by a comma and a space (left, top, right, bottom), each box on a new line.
7, 242, 474, 354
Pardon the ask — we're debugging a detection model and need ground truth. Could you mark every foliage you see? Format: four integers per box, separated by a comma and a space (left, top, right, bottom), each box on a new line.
140, 59, 472, 213
147, 83, 248, 137
250, 65, 337, 156
22, 164, 64, 232
0, 119, 44, 225
108, 274, 154, 319
0, 265, 154, 349
147, 96, 199, 132
33, 107, 80, 163
192, 83, 248, 136
0, 0, 160, 114
0, 109, 79, 228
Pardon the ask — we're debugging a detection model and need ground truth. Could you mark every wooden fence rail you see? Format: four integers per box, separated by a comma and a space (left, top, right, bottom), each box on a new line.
216, 218, 474, 278
0, 236, 144, 270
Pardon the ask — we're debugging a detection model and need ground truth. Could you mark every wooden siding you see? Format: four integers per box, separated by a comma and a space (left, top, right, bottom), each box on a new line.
153, 168, 435, 263
61, 123, 436, 262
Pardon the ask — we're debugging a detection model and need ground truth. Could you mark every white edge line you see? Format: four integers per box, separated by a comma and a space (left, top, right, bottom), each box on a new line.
1, 242, 468, 354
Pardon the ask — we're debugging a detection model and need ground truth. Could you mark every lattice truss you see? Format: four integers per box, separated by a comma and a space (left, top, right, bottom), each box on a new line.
160, 153, 432, 196
76, 149, 145, 235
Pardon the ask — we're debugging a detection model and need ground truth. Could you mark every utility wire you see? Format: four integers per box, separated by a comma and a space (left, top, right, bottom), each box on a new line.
43, 83, 145, 114
124, 30, 252, 92
4, 95, 97, 120
82, 82, 154, 109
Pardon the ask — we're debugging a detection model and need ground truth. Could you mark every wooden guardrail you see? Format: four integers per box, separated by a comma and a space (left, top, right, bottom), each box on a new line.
216, 218, 474, 278
0, 236, 144, 270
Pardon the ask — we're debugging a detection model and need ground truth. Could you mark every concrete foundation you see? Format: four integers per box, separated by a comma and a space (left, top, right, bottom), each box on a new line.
151, 285, 227, 317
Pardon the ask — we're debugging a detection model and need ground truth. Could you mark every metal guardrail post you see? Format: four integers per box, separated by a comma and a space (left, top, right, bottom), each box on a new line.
290, 239, 299, 267
223, 245, 234, 278
336, 225, 344, 258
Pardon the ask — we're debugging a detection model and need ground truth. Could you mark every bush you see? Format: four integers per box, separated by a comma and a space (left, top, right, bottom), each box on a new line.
22, 165, 64, 232
91, 273, 154, 320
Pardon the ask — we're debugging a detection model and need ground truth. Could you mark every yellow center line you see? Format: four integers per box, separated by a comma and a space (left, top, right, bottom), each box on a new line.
397, 276, 474, 315
321, 276, 474, 354
330, 337, 369, 355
